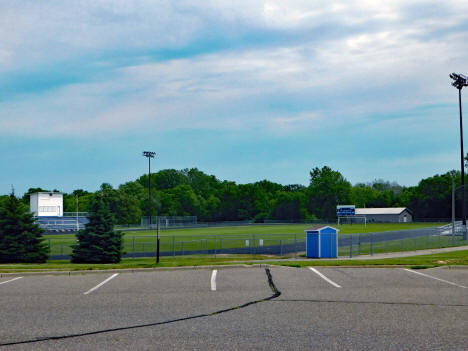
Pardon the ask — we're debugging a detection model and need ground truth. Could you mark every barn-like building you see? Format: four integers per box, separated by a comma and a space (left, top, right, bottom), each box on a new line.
355, 207, 413, 223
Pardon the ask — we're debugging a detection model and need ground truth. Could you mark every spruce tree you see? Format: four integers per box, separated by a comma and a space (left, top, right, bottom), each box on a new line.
72, 196, 123, 263
0, 192, 49, 263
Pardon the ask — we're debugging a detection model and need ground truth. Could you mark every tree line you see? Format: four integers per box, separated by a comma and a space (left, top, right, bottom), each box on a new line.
2, 166, 465, 224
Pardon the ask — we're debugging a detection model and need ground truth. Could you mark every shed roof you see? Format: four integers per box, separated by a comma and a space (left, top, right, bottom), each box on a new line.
355, 207, 411, 215
305, 225, 339, 233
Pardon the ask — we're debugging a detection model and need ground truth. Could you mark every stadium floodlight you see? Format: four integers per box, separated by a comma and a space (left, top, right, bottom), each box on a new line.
450, 73, 468, 236
143, 151, 156, 159
142, 151, 160, 263
450, 73, 468, 89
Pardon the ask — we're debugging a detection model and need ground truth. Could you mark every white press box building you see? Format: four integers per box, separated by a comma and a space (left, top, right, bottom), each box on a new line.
30, 192, 63, 217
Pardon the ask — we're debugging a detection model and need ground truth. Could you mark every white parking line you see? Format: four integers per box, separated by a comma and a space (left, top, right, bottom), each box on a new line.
0, 277, 23, 285
309, 267, 342, 288
403, 269, 467, 289
83, 273, 119, 295
211, 270, 217, 291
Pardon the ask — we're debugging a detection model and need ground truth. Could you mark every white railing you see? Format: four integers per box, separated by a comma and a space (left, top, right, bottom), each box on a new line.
439, 221, 465, 235
63, 212, 89, 217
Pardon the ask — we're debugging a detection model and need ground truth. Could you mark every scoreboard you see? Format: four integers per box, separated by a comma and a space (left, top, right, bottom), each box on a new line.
336, 205, 355, 217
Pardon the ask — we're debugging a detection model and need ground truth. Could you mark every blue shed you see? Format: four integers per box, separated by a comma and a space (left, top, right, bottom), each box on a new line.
305, 225, 339, 258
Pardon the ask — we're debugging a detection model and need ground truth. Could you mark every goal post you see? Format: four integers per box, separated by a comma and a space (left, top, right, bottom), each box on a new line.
337, 216, 367, 227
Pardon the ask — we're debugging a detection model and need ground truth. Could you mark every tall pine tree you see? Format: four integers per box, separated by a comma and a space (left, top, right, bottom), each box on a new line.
0, 192, 49, 263
72, 196, 123, 263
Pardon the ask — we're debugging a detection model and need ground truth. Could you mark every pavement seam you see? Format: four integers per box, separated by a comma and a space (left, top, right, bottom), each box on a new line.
272, 299, 468, 307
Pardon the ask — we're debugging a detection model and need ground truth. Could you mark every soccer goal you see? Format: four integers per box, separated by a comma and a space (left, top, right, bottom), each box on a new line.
337, 216, 367, 227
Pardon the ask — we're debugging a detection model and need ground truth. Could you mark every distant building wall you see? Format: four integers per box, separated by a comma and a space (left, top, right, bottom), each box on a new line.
365, 210, 412, 223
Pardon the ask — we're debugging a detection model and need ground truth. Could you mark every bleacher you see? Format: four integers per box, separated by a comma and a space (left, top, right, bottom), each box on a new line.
36, 216, 89, 233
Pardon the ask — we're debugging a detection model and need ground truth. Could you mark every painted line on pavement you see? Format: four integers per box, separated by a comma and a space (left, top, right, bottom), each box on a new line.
0, 277, 23, 285
403, 269, 467, 289
211, 270, 217, 291
309, 267, 342, 288
83, 273, 119, 295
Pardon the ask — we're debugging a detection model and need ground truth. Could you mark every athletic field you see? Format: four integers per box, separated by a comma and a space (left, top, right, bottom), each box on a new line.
44, 222, 445, 258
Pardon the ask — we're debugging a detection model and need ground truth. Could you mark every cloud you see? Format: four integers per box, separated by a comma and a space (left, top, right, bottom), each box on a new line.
0, 0, 467, 139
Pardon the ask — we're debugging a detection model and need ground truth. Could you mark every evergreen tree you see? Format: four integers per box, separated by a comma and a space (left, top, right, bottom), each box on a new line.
72, 196, 123, 263
0, 192, 49, 263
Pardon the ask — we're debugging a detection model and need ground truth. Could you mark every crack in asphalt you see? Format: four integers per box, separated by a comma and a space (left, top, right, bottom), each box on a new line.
0, 268, 281, 347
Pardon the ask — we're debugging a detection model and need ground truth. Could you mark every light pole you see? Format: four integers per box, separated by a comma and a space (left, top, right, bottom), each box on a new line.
143, 151, 159, 263
450, 73, 468, 238
76, 194, 79, 232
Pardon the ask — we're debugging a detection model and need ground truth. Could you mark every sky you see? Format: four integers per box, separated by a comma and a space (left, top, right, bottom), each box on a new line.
1, 0, 468, 196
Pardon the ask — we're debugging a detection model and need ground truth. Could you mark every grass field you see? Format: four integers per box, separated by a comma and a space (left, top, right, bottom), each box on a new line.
43, 222, 446, 257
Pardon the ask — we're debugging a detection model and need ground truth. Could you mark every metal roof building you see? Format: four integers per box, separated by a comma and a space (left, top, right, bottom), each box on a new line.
355, 207, 413, 223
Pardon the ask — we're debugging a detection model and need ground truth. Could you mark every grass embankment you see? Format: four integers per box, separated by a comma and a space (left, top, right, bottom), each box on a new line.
338, 234, 466, 256
0, 250, 467, 273
44, 222, 445, 256
271, 249, 468, 269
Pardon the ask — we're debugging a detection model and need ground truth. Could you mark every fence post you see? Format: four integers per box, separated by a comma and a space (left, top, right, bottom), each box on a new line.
370, 234, 373, 256
349, 236, 353, 258
280, 240, 283, 256
173, 236, 176, 257
132, 237, 135, 258
358, 234, 361, 255
294, 233, 297, 258
214, 236, 217, 258
401, 239, 404, 252
414, 237, 417, 251
254, 234, 258, 258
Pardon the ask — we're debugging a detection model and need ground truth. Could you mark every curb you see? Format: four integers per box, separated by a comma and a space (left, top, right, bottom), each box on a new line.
438, 265, 468, 270
2, 263, 468, 277
0, 264, 270, 277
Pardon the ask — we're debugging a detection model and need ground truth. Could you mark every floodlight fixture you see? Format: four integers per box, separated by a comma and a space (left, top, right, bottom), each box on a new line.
143, 151, 156, 158
450, 73, 468, 89
450, 73, 468, 234
142, 150, 160, 262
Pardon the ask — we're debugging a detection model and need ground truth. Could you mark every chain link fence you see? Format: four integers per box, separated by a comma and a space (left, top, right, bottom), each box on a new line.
45, 225, 467, 260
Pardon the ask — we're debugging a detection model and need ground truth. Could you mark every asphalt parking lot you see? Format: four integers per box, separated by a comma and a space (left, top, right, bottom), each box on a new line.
0, 266, 467, 350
